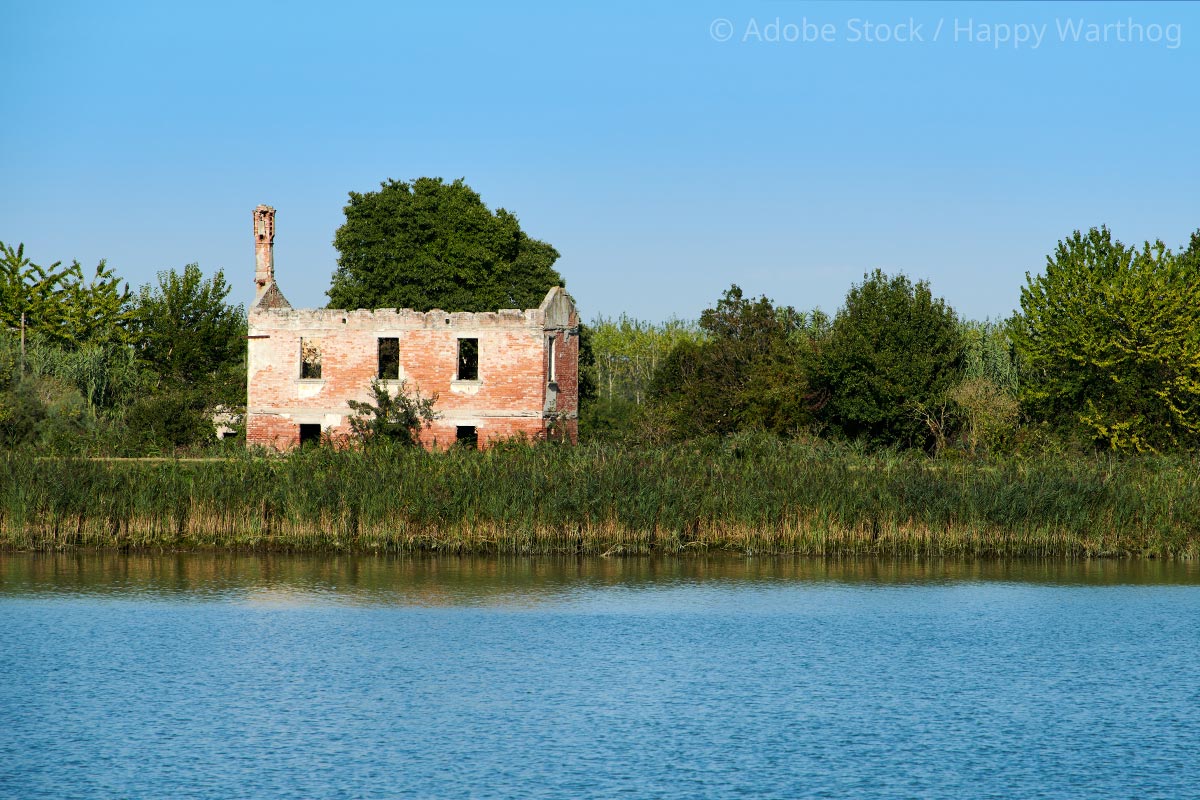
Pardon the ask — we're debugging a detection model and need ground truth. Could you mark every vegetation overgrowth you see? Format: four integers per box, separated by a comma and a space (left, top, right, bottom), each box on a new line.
4, 182, 1200, 560
3, 436, 1198, 558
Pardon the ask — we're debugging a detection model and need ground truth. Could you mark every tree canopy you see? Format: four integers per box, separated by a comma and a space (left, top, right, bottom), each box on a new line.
1, 241, 131, 347
651, 285, 825, 438
1012, 226, 1200, 452
328, 177, 563, 312
587, 315, 704, 405
815, 270, 964, 448
129, 264, 246, 400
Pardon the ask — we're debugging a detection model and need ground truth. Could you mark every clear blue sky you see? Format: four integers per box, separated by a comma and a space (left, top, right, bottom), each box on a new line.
3, 1, 1197, 323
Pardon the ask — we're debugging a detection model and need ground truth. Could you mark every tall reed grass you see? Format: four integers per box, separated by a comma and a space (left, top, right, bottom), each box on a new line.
2, 435, 1198, 557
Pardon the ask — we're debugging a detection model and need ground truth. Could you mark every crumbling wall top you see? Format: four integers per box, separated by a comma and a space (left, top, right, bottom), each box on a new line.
248, 304, 559, 331
538, 286, 578, 329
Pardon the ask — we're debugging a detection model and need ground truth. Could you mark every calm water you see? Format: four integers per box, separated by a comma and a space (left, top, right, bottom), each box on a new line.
2, 555, 1199, 800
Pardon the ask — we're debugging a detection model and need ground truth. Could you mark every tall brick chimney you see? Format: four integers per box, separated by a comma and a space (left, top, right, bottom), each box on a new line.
253, 204, 276, 301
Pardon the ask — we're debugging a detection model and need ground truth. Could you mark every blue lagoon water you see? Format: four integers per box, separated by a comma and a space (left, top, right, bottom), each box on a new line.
2, 554, 1199, 799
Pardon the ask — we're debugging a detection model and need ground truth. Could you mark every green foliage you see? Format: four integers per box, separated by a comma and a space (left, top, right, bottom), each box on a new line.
651, 285, 825, 438
0, 242, 141, 447
576, 323, 598, 404
1013, 227, 1200, 452
1, 241, 132, 348
121, 390, 215, 451
61, 259, 134, 347
0, 259, 246, 453
0, 379, 46, 447
0, 331, 20, 386
1, 241, 77, 344
329, 177, 563, 312
578, 397, 642, 443
347, 379, 438, 447
130, 264, 246, 401
905, 321, 1022, 457
816, 270, 964, 449
961, 319, 1019, 394
30, 377, 92, 451
0, 376, 92, 450
579, 312, 705, 443
947, 377, 1021, 455
21, 335, 140, 415
1183, 229, 1200, 265
587, 314, 704, 405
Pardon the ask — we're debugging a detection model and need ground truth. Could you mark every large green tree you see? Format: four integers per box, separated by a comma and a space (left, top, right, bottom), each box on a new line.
651, 285, 826, 438
130, 264, 246, 402
1013, 226, 1200, 452
816, 270, 964, 448
328, 177, 563, 312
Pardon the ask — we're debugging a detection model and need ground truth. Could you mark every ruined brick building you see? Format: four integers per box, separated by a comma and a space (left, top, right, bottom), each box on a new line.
246, 205, 579, 450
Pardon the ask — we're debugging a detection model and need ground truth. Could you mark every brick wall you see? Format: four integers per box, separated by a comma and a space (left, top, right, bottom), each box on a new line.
247, 296, 579, 451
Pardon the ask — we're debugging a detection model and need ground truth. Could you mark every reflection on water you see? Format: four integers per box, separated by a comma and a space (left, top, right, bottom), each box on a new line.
1, 551, 1198, 606
3, 551, 1200, 800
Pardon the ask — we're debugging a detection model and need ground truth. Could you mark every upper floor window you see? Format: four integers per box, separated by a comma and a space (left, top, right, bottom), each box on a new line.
300, 338, 322, 379
457, 338, 479, 381
378, 337, 400, 379
547, 335, 556, 382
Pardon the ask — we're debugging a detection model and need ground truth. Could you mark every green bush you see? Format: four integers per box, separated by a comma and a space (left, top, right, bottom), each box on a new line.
816, 270, 965, 449
121, 392, 214, 452
0, 380, 46, 447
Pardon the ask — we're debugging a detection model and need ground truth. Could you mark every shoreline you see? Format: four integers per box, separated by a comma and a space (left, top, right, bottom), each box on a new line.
4, 442, 1199, 559
3, 514, 1197, 558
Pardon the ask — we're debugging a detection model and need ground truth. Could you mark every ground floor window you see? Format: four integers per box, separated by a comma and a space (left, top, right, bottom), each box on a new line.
299, 424, 321, 448
456, 425, 478, 449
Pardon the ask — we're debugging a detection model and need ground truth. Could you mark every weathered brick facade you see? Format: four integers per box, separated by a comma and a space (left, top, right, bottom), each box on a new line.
246, 205, 579, 451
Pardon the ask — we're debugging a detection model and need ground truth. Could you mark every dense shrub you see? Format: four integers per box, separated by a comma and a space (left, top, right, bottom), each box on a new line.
815, 270, 965, 449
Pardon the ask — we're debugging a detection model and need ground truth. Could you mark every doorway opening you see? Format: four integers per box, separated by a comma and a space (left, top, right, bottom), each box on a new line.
455, 426, 478, 449
299, 424, 322, 448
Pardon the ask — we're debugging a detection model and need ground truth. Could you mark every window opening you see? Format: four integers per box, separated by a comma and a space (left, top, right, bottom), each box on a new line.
456, 426, 478, 449
457, 338, 479, 380
378, 337, 400, 379
300, 339, 322, 379
299, 424, 321, 448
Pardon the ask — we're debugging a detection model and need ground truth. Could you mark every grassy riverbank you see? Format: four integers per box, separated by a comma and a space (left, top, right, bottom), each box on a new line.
2, 436, 1199, 557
